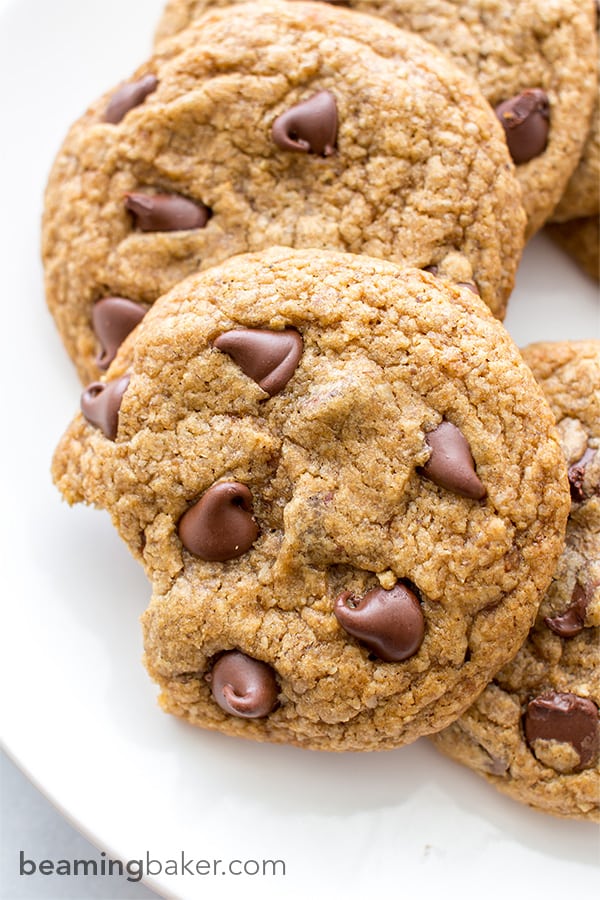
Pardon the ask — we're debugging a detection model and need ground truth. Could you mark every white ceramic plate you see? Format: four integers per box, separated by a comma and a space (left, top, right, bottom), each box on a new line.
1, 1, 598, 897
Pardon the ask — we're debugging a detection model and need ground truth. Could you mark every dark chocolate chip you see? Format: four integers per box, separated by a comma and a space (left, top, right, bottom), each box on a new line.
495, 89, 550, 164
103, 74, 158, 125
272, 90, 337, 156
207, 650, 278, 718
80, 375, 130, 440
333, 583, 425, 662
524, 691, 599, 770
568, 447, 597, 503
545, 583, 590, 638
213, 328, 303, 396
457, 282, 480, 295
423, 265, 439, 275
124, 192, 211, 232
92, 297, 147, 370
420, 421, 487, 500
178, 482, 259, 561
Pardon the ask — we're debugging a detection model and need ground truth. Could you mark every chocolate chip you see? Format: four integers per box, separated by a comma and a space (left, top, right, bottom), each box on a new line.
524, 692, 599, 770
213, 328, 303, 396
484, 753, 509, 776
333, 583, 425, 662
92, 297, 147, 370
568, 447, 597, 503
423, 265, 439, 275
178, 482, 259, 561
80, 375, 130, 440
103, 74, 158, 124
272, 90, 337, 156
457, 282, 480, 295
495, 89, 550, 164
207, 650, 278, 718
545, 583, 589, 638
124, 192, 211, 231
420, 421, 487, 500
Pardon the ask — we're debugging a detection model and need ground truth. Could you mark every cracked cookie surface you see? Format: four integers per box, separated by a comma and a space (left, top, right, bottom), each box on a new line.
432, 341, 600, 820
52, 247, 570, 751
154, 0, 598, 237
43, 0, 524, 384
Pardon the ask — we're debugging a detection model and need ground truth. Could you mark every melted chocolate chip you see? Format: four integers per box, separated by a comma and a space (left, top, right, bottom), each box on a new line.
420, 421, 487, 500
80, 375, 130, 440
178, 482, 259, 561
92, 297, 147, 370
213, 328, 303, 396
272, 90, 337, 156
125, 192, 211, 231
207, 651, 278, 718
524, 692, 599, 770
103, 74, 158, 124
568, 447, 597, 503
544, 583, 589, 638
495, 89, 550, 164
334, 583, 425, 662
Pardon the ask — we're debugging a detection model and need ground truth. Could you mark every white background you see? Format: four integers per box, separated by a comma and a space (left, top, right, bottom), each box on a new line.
0, 1, 598, 898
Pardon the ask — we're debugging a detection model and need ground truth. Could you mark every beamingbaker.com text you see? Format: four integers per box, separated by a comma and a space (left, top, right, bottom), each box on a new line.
19, 850, 286, 883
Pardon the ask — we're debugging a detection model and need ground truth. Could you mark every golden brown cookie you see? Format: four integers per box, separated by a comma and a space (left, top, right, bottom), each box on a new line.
432, 340, 600, 820
52, 247, 570, 752
42, 0, 525, 384
154, 0, 598, 237
546, 216, 600, 282
551, 98, 599, 223
551, 14, 599, 223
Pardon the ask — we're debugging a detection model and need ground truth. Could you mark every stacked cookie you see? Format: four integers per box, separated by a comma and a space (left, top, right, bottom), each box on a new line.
432, 341, 599, 820
44, 0, 530, 383
46, 0, 598, 821
546, 6, 599, 281
153, 0, 600, 272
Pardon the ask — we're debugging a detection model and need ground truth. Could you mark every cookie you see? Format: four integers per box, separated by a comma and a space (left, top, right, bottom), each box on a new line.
431, 341, 600, 820
546, 216, 600, 282
551, 15, 599, 223
43, 0, 525, 384
550, 95, 599, 223
153, 0, 598, 237
52, 247, 570, 751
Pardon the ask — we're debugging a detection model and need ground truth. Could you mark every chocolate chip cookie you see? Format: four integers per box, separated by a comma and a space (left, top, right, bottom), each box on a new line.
153, 0, 598, 238
551, 18, 599, 223
432, 341, 600, 820
52, 247, 570, 751
547, 216, 600, 282
43, 0, 525, 384
550, 98, 599, 224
